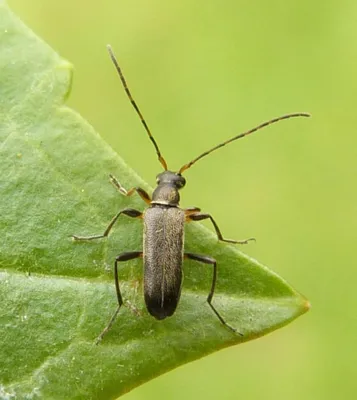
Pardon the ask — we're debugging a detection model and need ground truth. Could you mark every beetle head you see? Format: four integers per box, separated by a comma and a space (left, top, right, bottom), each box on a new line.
156, 171, 186, 189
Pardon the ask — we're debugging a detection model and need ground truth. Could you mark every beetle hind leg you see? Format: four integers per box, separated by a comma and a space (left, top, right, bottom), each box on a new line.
96, 251, 143, 344
185, 252, 243, 336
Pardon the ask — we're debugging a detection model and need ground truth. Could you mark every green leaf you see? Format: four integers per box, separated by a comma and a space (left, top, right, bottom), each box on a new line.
0, 2, 309, 399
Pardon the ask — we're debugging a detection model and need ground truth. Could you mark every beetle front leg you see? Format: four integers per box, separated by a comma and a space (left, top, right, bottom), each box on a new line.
186, 212, 255, 244
109, 174, 151, 204
185, 252, 242, 335
72, 208, 142, 241
96, 251, 143, 344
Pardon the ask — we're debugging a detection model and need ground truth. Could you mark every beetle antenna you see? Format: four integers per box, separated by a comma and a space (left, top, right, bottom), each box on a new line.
178, 112, 310, 174
107, 45, 168, 170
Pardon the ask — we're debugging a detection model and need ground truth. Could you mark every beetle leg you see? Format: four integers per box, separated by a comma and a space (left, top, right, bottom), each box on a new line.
184, 206, 201, 218
72, 208, 142, 241
187, 212, 255, 244
96, 251, 143, 344
109, 174, 151, 204
185, 252, 242, 335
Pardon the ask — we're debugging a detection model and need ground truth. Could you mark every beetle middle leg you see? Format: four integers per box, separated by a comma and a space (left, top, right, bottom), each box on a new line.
72, 208, 142, 241
186, 211, 255, 244
96, 251, 143, 344
185, 252, 243, 336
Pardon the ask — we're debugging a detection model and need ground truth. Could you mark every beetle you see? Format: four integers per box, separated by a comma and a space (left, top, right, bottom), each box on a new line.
72, 45, 310, 342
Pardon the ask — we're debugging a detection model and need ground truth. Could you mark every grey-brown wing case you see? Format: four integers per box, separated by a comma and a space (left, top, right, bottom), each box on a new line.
143, 206, 185, 319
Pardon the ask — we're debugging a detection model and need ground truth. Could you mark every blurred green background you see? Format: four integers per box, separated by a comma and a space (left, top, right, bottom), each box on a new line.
7, 0, 356, 399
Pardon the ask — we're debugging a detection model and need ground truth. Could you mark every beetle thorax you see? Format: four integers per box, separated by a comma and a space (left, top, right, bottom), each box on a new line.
151, 170, 186, 206
151, 184, 180, 206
